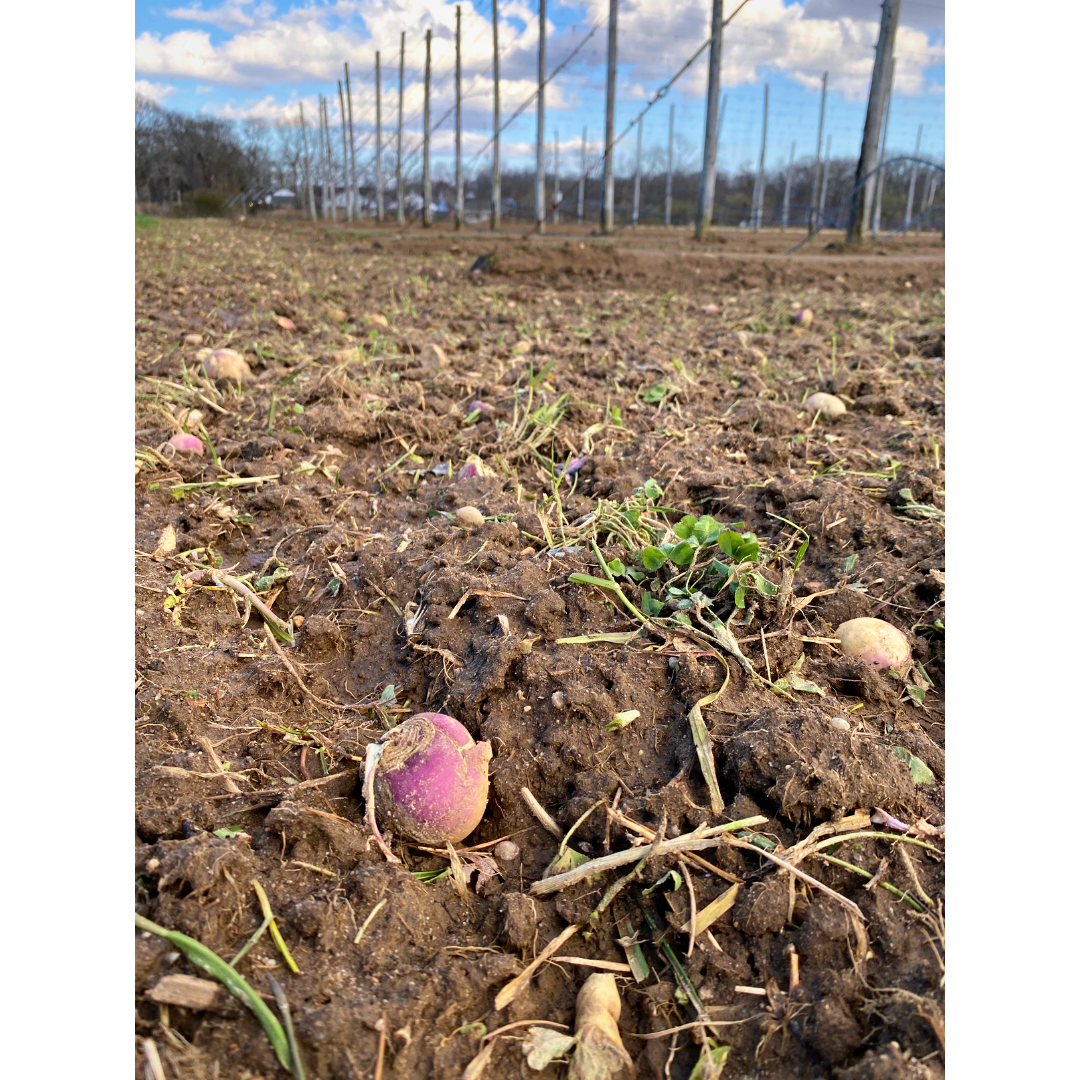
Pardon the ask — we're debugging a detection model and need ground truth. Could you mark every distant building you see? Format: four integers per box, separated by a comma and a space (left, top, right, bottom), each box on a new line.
272, 188, 297, 209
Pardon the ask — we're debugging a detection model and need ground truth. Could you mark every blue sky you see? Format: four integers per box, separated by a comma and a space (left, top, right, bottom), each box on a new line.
135, 0, 944, 178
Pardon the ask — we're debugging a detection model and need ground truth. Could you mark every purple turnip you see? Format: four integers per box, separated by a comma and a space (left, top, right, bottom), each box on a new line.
168, 433, 204, 454
364, 712, 491, 862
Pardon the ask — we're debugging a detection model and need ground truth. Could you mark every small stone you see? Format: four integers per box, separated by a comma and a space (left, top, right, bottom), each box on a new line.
512, 340, 532, 355
551, 691, 567, 710
805, 392, 846, 420
493, 840, 521, 862
184, 333, 204, 347
275, 315, 296, 331
365, 313, 389, 329
419, 342, 449, 369
829, 716, 851, 732
701, 303, 720, 314
455, 506, 485, 527
328, 307, 349, 323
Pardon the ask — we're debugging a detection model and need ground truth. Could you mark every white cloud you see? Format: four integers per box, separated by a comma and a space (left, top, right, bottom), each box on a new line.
136, 0, 944, 112
135, 79, 176, 104
165, 1, 277, 33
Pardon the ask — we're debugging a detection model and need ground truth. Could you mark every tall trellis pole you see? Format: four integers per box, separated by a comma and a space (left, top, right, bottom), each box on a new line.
847, 0, 902, 243
455, 7, 464, 230
344, 64, 358, 220
299, 103, 316, 220
375, 52, 384, 222
694, 0, 724, 239
491, 0, 501, 230
422, 28, 432, 227
809, 72, 827, 232
601, 0, 618, 234
337, 79, 351, 221
536, 0, 546, 231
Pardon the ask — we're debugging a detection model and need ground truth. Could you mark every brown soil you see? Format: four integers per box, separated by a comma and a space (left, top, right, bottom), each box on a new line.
135, 217, 945, 1080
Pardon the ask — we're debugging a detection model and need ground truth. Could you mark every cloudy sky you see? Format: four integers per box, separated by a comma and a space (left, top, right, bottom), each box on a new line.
135, 0, 944, 179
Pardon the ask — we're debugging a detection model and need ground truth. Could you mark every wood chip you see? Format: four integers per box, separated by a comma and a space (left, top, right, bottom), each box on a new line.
147, 974, 237, 1013
549, 957, 632, 973
494, 924, 579, 1011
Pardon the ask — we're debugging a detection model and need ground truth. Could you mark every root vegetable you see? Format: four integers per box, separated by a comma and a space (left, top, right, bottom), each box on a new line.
168, 433, 204, 454
570, 973, 633, 1080
805, 392, 846, 420
201, 348, 252, 384
364, 713, 491, 859
455, 506, 485, 527
836, 617, 911, 671
793, 308, 814, 327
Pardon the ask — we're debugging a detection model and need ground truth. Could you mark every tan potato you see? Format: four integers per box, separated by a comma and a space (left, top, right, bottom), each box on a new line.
455, 506, 485, 527
202, 348, 253, 384
836, 617, 911, 671
805, 392, 846, 420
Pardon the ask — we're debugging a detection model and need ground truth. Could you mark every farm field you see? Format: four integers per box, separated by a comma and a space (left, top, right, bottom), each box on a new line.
135, 215, 945, 1080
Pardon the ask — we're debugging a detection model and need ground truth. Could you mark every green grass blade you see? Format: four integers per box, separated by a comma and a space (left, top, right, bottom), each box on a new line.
135, 913, 292, 1071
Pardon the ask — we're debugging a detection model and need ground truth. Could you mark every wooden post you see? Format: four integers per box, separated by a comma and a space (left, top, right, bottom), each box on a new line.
753, 83, 769, 231
904, 122, 923, 229
847, 0, 901, 243
809, 72, 827, 232
328, 96, 340, 220
455, 7, 464, 230
345, 64, 358, 219
578, 126, 586, 223
317, 96, 329, 220
781, 140, 795, 231
872, 54, 896, 238
397, 33, 405, 225
536, 0, 546, 231
423, 28, 432, 227
376, 52, 385, 222
553, 130, 560, 224
631, 120, 642, 226
338, 79, 352, 221
602, 0, 618, 234
818, 134, 832, 228
491, 0, 501, 230
300, 103, 316, 220
694, 0, 723, 239
665, 103, 674, 227
325, 96, 337, 221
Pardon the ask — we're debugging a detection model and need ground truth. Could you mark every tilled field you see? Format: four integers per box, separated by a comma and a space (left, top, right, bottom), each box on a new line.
135, 217, 945, 1080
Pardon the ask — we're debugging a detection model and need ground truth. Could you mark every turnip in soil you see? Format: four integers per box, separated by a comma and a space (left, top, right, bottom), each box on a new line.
364, 712, 491, 862
836, 617, 911, 671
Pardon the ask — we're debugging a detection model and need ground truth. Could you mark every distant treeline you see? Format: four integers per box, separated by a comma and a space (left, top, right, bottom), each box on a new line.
135, 96, 942, 230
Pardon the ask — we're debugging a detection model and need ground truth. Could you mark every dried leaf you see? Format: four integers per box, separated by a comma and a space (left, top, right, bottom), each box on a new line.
523, 1028, 577, 1070
461, 851, 501, 893
460, 1040, 495, 1080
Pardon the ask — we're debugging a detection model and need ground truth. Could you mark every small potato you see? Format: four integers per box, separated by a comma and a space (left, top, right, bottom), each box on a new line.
805, 392, 846, 420
836, 617, 911, 671
455, 506, 485, 527
793, 307, 814, 327
202, 348, 252, 384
